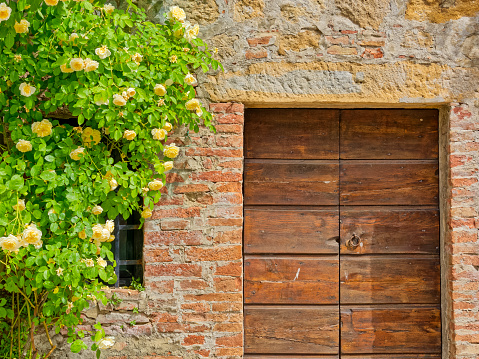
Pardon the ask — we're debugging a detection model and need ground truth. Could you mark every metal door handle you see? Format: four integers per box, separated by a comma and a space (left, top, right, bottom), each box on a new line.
346, 234, 361, 249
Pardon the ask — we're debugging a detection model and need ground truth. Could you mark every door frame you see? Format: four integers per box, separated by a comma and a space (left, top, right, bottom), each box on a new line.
241, 104, 453, 359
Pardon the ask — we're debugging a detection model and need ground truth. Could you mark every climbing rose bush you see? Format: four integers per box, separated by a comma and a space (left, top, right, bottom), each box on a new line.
0, 0, 220, 357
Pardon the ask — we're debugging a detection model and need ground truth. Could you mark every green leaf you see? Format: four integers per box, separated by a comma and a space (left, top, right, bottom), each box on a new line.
8, 175, 24, 190
5, 31, 15, 49
40, 170, 56, 181
71, 339, 87, 353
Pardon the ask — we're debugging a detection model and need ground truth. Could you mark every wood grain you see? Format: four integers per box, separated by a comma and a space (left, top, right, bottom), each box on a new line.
340, 109, 439, 160
340, 256, 440, 304
341, 306, 441, 354
245, 356, 338, 359
245, 256, 339, 304
244, 160, 339, 205
341, 355, 441, 359
244, 207, 339, 254
245, 109, 339, 160
340, 207, 439, 254
245, 306, 339, 354
340, 161, 438, 206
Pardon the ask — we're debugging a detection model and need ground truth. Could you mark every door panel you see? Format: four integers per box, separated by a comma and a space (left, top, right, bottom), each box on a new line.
245, 256, 339, 304
244, 160, 339, 205
340, 161, 439, 205
341, 355, 441, 359
340, 207, 439, 254
340, 256, 440, 304
244, 207, 339, 254
245, 109, 340, 159
340, 306, 441, 354
245, 306, 339, 354
340, 109, 439, 160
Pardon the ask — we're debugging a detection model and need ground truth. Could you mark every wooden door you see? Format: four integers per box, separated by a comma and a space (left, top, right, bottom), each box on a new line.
243, 109, 440, 358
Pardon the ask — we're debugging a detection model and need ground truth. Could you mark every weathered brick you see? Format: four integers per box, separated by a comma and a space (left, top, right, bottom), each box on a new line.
183, 334, 205, 346
247, 36, 273, 47
245, 49, 268, 59
179, 279, 209, 290
215, 113, 244, 124
190, 171, 242, 182
327, 45, 358, 55
160, 219, 190, 230
144, 230, 202, 245
143, 248, 172, 262
145, 263, 202, 277
215, 262, 242, 277
209, 103, 244, 114
325, 35, 349, 45
216, 333, 242, 347
152, 207, 201, 219
186, 245, 242, 261
174, 184, 210, 194
362, 48, 384, 58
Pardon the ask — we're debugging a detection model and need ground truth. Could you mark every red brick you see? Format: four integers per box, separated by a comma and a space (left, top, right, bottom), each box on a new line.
214, 277, 242, 292
181, 302, 210, 312
215, 182, 242, 193
215, 262, 242, 277
247, 36, 272, 47
209, 103, 244, 113
185, 147, 243, 157
165, 173, 185, 183
152, 312, 178, 323
145, 280, 174, 293
183, 293, 242, 302
160, 219, 190, 230
452, 231, 477, 243
451, 207, 478, 218
145, 230, 202, 245
215, 113, 244, 124
341, 30, 358, 34
174, 184, 210, 194
213, 193, 243, 205
179, 279, 209, 290
327, 45, 357, 55
452, 177, 478, 187
212, 302, 242, 312
214, 323, 243, 332
216, 135, 243, 147
216, 333, 242, 347
362, 48, 384, 58
213, 230, 242, 244
194, 349, 210, 357
190, 171, 242, 182
213, 206, 242, 218
215, 124, 243, 134
218, 160, 243, 169
145, 263, 202, 277
186, 245, 242, 261
152, 207, 201, 219
450, 155, 472, 167
155, 195, 184, 206
360, 40, 386, 47
183, 334, 205, 346
245, 49, 268, 59
144, 248, 172, 262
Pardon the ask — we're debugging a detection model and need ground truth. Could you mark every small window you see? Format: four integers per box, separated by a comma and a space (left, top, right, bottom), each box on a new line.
112, 211, 144, 287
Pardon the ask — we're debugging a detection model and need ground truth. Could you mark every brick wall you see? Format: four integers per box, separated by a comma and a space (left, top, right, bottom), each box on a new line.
80, 103, 245, 359
447, 102, 479, 359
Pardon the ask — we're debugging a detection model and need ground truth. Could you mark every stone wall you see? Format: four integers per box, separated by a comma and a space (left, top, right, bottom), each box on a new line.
50, 0, 479, 358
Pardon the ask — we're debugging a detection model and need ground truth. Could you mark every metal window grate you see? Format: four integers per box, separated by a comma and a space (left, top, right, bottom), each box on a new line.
112, 211, 144, 287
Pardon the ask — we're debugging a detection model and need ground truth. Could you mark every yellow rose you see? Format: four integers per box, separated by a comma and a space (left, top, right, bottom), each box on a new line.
148, 180, 163, 191
163, 161, 174, 172
184, 23, 200, 42
19, 82, 36, 97
16, 139, 32, 152
14, 54, 22, 62
69, 147, 85, 161
185, 98, 200, 111
167, 6, 186, 22
103, 3, 114, 14
69, 33, 79, 41
109, 178, 118, 191
22, 224, 42, 244
162, 122, 173, 132
14, 19, 30, 34
163, 143, 179, 158
113, 94, 127, 106
92, 224, 110, 242
105, 220, 114, 233
60, 63, 74, 73
70, 58, 85, 71
123, 130, 136, 140
85, 258, 94, 267
141, 207, 152, 219
154, 84, 166, 96
13, 199, 26, 211
97, 257, 107, 268
169, 55, 177, 63
95, 45, 111, 59
196, 108, 203, 117
78, 230, 87, 239
45, 0, 59, 5
131, 52, 143, 64
184, 73, 197, 86
0, 3, 12, 22
92, 205, 103, 215
84, 58, 99, 72
127, 88, 136, 98
31, 119, 52, 137
0, 234, 21, 252
81, 127, 101, 147
151, 128, 167, 140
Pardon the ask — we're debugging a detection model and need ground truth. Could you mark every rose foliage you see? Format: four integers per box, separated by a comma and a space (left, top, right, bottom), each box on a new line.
0, 0, 221, 357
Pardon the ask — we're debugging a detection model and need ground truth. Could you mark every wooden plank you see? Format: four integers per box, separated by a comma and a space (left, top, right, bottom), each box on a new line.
342, 355, 441, 359
341, 306, 441, 354
245, 256, 339, 304
340, 207, 439, 254
340, 161, 438, 206
245, 109, 339, 160
340, 256, 440, 304
245, 306, 339, 354
340, 109, 439, 160
245, 160, 339, 205
245, 356, 338, 359
244, 207, 339, 254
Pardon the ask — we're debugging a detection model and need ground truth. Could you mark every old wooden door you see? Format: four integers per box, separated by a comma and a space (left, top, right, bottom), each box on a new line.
243, 109, 440, 358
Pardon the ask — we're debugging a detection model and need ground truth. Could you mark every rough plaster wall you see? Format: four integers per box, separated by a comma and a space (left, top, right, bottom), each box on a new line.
50, 0, 479, 358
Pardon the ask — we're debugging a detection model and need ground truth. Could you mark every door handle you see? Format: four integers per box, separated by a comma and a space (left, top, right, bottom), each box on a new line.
346, 234, 361, 249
